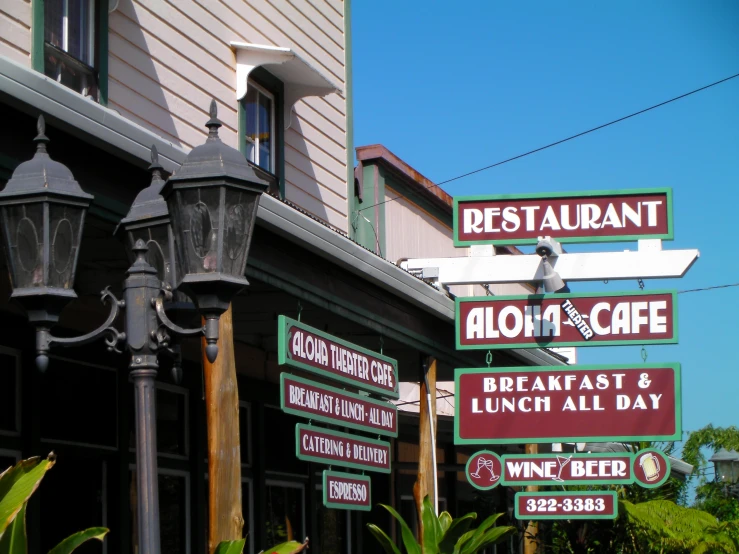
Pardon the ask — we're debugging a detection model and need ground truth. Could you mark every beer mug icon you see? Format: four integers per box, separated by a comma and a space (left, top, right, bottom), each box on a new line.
639, 452, 661, 482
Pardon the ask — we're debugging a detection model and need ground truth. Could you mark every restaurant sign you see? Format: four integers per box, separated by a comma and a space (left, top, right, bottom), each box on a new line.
515, 491, 618, 520
456, 290, 678, 349
281, 374, 398, 437
323, 470, 372, 511
278, 315, 399, 398
453, 188, 672, 246
295, 424, 391, 473
455, 364, 681, 444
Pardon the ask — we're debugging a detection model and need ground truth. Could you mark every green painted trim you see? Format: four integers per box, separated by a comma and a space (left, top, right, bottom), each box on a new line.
31, 0, 44, 71
454, 290, 679, 350
97, 0, 109, 106
453, 187, 674, 246
633, 448, 672, 489
295, 424, 391, 473
278, 315, 400, 398
514, 491, 618, 520
322, 470, 372, 511
279, 373, 398, 437
344, 0, 355, 238
377, 165, 386, 257
500, 453, 635, 486
453, 363, 682, 445
465, 450, 502, 491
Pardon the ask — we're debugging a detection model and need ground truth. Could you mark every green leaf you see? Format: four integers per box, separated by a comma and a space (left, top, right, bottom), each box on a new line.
472, 526, 517, 551
421, 496, 442, 553
214, 539, 246, 554
366, 524, 401, 554
0, 504, 27, 554
438, 512, 453, 535
261, 540, 305, 554
378, 503, 421, 554
459, 513, 504, 554
441, 513, 477, 554
452, 529, 476, 554
0, 456, 55, 537
47, 528, 108, 554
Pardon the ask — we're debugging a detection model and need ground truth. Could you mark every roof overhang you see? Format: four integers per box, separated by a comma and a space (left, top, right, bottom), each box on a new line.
230, 42, 340, 130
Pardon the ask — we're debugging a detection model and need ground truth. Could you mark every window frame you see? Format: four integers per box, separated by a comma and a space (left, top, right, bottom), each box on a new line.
264, 478, 306, 546
32, 0, 109, 105
238, 68, 285, 198
243, 79, 276, 174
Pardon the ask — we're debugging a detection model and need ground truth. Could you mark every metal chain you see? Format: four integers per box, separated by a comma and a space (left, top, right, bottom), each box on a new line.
638, 279, 645, 290
297, 300, 303, 322
641, 346, 648, 363
486, 351, 493, 367
482, 284, 494, 296
379, 336, 384, 355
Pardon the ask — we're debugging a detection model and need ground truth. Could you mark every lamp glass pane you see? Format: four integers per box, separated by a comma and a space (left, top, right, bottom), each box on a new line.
171, 187, 222, 275
127, 223, 173, 285
222, 188, 259, 278
1, 203, 45, 289
48, 203, 84, 289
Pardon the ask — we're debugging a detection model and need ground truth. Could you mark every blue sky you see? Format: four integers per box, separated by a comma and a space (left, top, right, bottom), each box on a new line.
352, 2, 738, 451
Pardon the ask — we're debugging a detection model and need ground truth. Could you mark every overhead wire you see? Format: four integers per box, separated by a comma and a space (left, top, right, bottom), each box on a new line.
358, 71, 739, 213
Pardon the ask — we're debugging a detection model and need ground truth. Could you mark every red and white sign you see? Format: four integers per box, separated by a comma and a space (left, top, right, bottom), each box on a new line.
454, 189, 672, 245
456, 291, 677, 349
323, 470, 372, 511
455, 365, 681, 444
501, 453, 633, 485
281, 374, 398, 437
515, 491, 618, 520
296, 424, 391, 473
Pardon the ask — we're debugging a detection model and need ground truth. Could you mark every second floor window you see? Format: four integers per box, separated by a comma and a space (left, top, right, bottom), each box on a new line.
44, 0, 98, 99
244, 81, 275, 173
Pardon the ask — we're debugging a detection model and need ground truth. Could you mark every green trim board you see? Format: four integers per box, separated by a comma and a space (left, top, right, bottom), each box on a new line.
31, 0, 44, 72
278, 315, 399, 398
295, 424, 391, 473
454, 364, 682, 445
280, 373, 398, 437
453, 187, 674, 246
455, 289, 679, 350
322, 470, 372, 511
515, 491, 618, 520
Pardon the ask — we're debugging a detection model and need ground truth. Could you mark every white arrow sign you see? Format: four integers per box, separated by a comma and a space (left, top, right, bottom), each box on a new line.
400, 240, 699, 286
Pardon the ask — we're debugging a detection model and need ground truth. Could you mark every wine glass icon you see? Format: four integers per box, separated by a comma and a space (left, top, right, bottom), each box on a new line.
470, 457, 499, 482
552, 455, 572, 482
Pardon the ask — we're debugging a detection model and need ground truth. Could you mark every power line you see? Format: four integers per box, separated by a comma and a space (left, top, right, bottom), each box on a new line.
358, 71, 739, 213
678, 283, 739, 294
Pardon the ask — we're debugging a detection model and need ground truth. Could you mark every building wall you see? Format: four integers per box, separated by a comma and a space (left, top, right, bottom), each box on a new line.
0, 0, 31, 66
0, 0, 349, 232
107, 0, 349, 232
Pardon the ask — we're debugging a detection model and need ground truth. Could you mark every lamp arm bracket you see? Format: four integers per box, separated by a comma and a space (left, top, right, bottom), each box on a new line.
152, 295, 204, 339
40, 287, 126, 361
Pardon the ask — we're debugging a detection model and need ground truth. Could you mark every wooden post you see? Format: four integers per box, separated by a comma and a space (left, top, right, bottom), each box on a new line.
413, 357, 437, 539
202, 305, 243, 552
523, 443, 538, 554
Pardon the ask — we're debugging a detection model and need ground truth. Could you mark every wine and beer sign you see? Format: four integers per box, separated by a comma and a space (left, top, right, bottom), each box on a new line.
451, 188, 685, 521
278, 315, 398, 510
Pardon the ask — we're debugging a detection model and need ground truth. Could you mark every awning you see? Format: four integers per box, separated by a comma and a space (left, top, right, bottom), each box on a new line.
230, 42, 340, 129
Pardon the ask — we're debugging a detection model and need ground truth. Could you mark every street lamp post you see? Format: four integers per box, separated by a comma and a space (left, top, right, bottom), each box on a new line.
0, 102, 268, 554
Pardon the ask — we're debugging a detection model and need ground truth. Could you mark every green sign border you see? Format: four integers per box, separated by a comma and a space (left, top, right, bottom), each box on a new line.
278, 315, 400, 399
455, 290, 679, 350
514, 490, 619, 520
633, 447, 672, 489
465, 450, 503, 491
280, 373, 399, 438
501, 452, 634, 486
453, 187, 674, 247
322, 470, 372, 511
454, 364, 682, 445
295, 424, 392, 474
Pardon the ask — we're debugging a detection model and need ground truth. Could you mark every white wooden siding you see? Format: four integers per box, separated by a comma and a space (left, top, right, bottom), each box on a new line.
0, 0, 31, 66
384, 188, 532, 298
108, 0, 348, 232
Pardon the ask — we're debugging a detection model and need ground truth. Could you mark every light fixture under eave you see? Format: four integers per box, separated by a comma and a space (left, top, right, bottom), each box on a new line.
230, 42, 341, 129
536, 257, 570, 294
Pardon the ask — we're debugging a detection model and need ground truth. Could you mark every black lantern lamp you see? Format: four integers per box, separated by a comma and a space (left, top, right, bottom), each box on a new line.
162, 100, 268, 361
0, 116, 93, 332
710, 448, 739, 483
